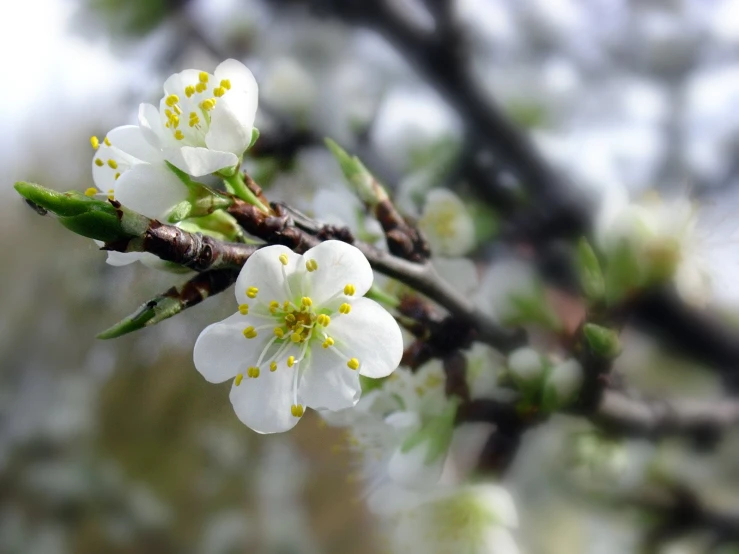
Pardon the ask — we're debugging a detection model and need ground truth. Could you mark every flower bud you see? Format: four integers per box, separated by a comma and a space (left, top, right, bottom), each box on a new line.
542, 358, 583, 409
507, 347, 545, 386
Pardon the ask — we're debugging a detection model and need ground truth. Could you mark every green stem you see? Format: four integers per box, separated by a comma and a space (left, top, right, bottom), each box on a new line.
366, 285, 400, 308
224, 172, 269, 213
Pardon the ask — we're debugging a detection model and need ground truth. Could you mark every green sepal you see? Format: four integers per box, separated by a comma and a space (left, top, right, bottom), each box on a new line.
359, 374, 387, 394
248, 127, 260, 150
577, 237, 605, 303
325, 138, 386, 206
583, 323, 621, 359
400, 402, 458, 465
604, 239, 643, 305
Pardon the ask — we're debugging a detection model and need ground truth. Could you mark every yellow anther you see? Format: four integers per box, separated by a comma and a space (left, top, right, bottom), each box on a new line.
317, 314, 331, 327
274, 327, 285, 338
243, 326, 258, 339
238, 303, 249, 315
199, 71, 209, 83
269, 301, 280, 314
174, 130, 184, 140
322, 337, 334, 349
185, 85, 195, 98
283, 301, 290, 311
248, 366, 260, 378
169, 114, 180, 127
339, 303, 351, 314
279, 253, 289, 265
246, 286, 259, 298
213, 86, 226, 97
285, 314, 296, 324
234, 373, 243, 386
90, 136, 99, 150
291, 404, 304, 417
107, 159, 118, 169
200, 98, 217, 111
347, 358, 360, 370
104, 136, 111, 146
114, 172, 120, 180
107, 190, 115, 200
173, 104, 182, 115
344, 284, 356, 296
220, 79, 231, 90
94, 158, 104, 167
84, 187, 97, 197
195, 82, 207, 93
287, 356, 296, 367
270, 361, 277, 372
165, 94, 179, 107
301, 296, 312, 307
291, 333, 302, 343
305, 259, 318, 272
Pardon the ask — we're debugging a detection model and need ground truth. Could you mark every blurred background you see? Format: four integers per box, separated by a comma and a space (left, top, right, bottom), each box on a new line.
3, 0, 739, 553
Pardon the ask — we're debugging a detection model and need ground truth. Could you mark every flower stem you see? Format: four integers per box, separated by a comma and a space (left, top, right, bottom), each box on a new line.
366, 285, 400, 308
224, 172, 270, 214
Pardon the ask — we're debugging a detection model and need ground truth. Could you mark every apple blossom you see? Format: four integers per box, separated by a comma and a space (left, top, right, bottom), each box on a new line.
418, 188, 476, 257
138, 59, 259, 177
193, 240, 403, 434
89, 125, 189, 220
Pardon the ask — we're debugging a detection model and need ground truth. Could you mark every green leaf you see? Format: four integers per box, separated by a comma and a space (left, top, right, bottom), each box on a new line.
577, 237, 605, 302
325, 138, 387, 206
583, 323, 621, 358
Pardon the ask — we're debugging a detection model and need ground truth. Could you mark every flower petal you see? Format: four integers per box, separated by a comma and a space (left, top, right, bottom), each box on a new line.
163, 69, 202, 97
114, 163, 187, 220
106, 125, 162, 164
387, 441, 445, 488
297, 345, 361, 411
193, 312, 271, 383
229, 363, 301, 434
205, 91, 254, 156
329, 297, 402, 378
234, 244, 301, 307
214, 59, 259, 98
162, 146, 238, 177
138, 103, 166, 149
302, 240, 374, 307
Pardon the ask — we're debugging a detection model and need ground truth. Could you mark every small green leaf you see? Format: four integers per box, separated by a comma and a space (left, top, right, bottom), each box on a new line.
577, 237, 605, 302
325, 138, 387, 206
583, 323, 621, 358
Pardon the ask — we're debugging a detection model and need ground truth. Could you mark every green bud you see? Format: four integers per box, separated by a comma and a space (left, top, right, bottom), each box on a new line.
577, 237, 605, 302
604, 239, 643, 305
583, 323, 621, 358
325, 138, 387, 206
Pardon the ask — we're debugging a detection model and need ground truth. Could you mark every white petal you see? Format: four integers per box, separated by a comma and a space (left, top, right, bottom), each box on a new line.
418, 188, 476, 256
92, 153, 117, 192
105, 250, 144, 266
193, 312, 271, 383
163, 69, 202, 97
297, 345, 361, 411
214, 59, 259, 98
474, 484, 519, 527
162, 146, 238, 177
234, 244, 301, 306
302, 240, 374, 307
481, 528, 520, 554
138, 103, 166, 149
229, 363, 301, 434
205, 91, 253, 156
507, 347, 544, 383
432, 257, 479, 297
106, 125, 162, 164
387, 441, 445, 488
114, 163, 187, 220
329, 297, 403, 378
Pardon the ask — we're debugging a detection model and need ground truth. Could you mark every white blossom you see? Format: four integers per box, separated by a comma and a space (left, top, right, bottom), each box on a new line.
544, 358, 583, 407
193, 241, 403, 434
89, 125, 188, 220
139, 59, 258, 177
261, 57, 317, 117
507, 347, 545, 385
418, 188, 476, 257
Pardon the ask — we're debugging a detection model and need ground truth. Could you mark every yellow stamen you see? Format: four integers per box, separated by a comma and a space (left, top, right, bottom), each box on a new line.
246, 286, 258, 298
165, 94, 179, 107
291, 333, 302, 343
94, 158, 104, 167
269, 301, 280, 314
84, 188, 97, 197
185, 85, 195, 98
173, 104, 182, 115
287, 356, 295, 367
344, 284, 356, 296
90, 136, 99, 150
234, 373, 243, 386
200, 98, 217, 111
174, 130, 184, 140
317, 314, 330, 327
270, 361, 277, 372
279, 253, 289, 265
199, 71, 209, 83
220, 79, 231, 90
339, 303, 351, 314
114, 172, 120, 180
291, 404, 304, 417
247, 366, 260, 378
243, 326, 257, 339
213, 86, 226, 97
347, 358, 360, 370
104, 136, 111, 146
107, 159, 118, 169
305, 259, 318, 272
301, 296, 312, 307
195, 82, 207, 93
274, 327, 285, 338
322, 337, 334, 349
238, 303, 249, 315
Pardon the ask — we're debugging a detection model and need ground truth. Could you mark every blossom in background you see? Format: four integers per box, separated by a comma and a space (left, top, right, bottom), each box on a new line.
595, 184, 711, 306
139, 59, 259, 177
379, 484, 519, 554
89, 125, 188, 220
193, 241, 403, 433
418, 188, 476, 257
